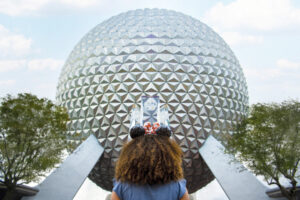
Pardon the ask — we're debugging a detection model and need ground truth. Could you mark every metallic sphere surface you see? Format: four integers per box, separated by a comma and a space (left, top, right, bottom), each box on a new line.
56, 8, 249, 193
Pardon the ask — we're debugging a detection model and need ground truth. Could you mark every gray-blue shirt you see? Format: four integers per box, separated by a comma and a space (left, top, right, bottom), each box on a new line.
113, 179, 186, 200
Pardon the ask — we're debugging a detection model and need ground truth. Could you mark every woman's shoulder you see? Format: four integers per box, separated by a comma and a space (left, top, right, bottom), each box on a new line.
113, 179, 187, 200
173, 179, 187, 199
177, 179, 186, 186
113, 179, 186, 188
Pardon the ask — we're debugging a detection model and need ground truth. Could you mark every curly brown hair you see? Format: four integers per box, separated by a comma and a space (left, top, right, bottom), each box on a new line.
115, 135, 184, 185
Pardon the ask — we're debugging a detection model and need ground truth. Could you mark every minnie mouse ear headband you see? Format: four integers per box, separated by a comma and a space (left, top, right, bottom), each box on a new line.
129, 125, 145, 139
129, 96, 171, 139
155, 125, 172, 137
130, 123, 172, 139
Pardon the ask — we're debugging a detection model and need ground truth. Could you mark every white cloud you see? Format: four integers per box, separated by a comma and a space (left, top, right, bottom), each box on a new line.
0, 60, 26, 72
0, 58, 63, 72
244, 59, 300, 81
0, 80, 16, 87
244, 67, 282, 80
0, 0, 189, 16
276, 59, 300, 70
0, 0, 49, 16
220, 31, 263, 46
204, 0, 300, 31
0, 25, 62, 71
244, 59, 300, 103
27, 59, 64, 71
59, 0, 99, 8
0, 25, 32, 57
0, 0, 103, 16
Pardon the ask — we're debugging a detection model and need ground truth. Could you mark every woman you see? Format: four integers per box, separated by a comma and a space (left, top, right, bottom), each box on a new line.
112, 125, 189, 200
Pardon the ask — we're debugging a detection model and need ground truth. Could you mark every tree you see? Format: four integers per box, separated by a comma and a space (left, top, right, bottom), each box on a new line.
0, 93, 72, 200
224, 100, 300, 200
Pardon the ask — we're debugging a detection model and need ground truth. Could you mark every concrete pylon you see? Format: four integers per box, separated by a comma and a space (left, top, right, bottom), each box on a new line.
199, 135, 286, 200
23, 135, 104, 200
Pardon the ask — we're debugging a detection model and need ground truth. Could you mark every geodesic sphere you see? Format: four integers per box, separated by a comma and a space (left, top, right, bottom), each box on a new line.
56, 8, 249, 193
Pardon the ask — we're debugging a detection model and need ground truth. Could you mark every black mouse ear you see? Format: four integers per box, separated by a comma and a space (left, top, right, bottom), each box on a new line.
130, 125, 145, 139
155, 125, 172, 137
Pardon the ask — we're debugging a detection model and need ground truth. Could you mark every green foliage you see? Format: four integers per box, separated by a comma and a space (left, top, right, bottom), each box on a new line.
0, 93, 72, 191
224, 100, 300, 200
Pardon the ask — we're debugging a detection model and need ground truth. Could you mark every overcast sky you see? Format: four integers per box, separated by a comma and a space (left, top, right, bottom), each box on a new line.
1, 0, 299, 199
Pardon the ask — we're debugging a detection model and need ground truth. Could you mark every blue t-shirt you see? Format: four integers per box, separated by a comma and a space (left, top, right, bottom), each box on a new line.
113, 179, 186, 200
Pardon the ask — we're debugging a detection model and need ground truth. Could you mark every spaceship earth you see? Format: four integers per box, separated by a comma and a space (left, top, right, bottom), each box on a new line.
56, 8, 249, 193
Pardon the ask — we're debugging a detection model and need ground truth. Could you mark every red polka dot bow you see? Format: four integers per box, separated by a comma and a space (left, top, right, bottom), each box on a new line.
143, 122, 160, 134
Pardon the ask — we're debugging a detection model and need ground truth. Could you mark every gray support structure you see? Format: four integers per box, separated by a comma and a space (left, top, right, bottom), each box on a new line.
199, 135, 286, 200
23, 134, 104, 200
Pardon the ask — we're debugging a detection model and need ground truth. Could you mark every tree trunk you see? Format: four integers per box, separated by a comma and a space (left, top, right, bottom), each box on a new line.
3, 187, 17, 200
283, 193, 297, 200
277, 187, 291, 200
289, 195, 297, 200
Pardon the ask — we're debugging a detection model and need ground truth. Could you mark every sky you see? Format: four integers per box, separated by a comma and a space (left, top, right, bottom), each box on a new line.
0, 0, 299, 199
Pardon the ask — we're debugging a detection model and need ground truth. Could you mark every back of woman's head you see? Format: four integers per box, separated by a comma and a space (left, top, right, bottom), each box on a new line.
115, 134, 183, 185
